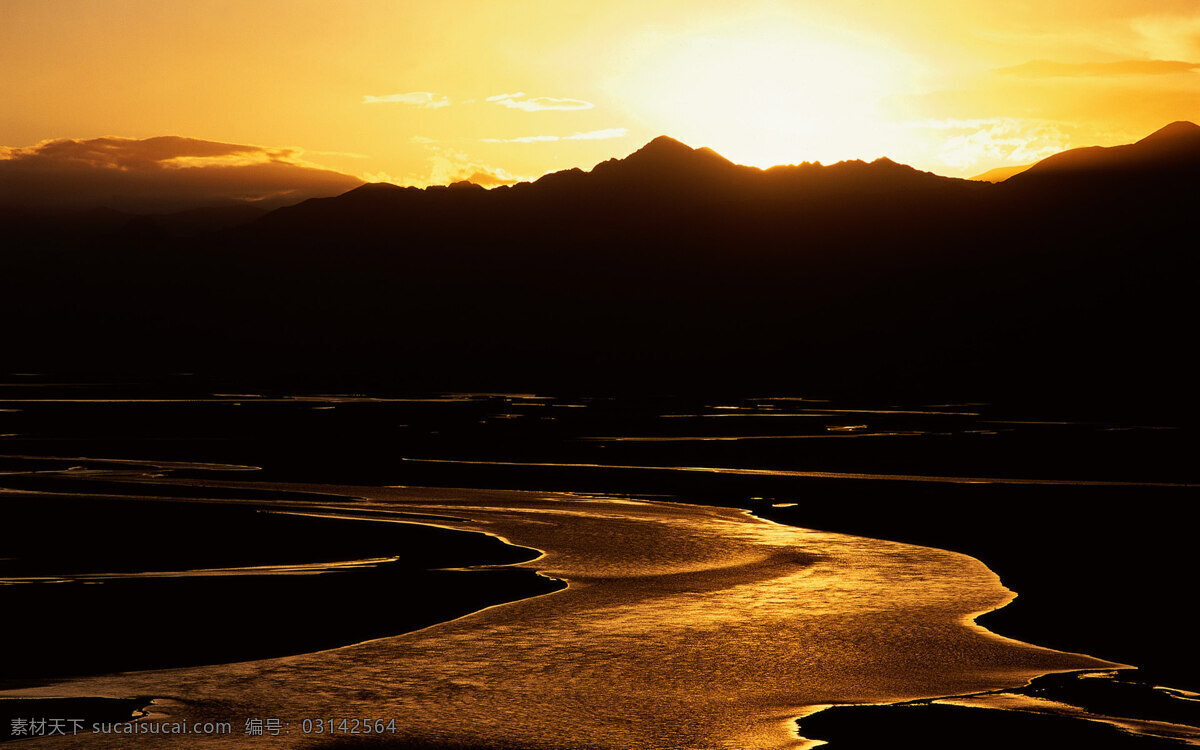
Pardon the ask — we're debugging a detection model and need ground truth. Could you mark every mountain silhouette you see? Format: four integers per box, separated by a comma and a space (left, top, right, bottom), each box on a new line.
254, 134, 979, 243
0, 136, 363, 214
1008, 121, 1200, 186
969, 122, 1200, 185
589, 135, 738, 180
2, 124, 1197, 408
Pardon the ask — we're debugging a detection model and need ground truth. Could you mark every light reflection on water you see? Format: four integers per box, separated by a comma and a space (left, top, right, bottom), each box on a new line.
1, 387, 1196, 748
8, 481, 1116, 749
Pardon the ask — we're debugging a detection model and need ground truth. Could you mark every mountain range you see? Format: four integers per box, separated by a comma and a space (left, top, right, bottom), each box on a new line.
2, 123, 1198, 407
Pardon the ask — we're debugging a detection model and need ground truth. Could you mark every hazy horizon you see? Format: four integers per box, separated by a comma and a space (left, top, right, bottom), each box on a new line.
3, 119, 1195, 215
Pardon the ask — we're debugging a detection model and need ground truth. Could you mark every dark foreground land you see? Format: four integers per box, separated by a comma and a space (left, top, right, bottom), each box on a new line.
4, 123, 1200, 415
0, 379, 1197, 747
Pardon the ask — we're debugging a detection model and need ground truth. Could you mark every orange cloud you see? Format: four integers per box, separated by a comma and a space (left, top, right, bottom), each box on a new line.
486, 93, 594, 111
362, 92, 452, 108
933, 119, 1072, 169
460, 170, 519, 187
374, 141, 523, 188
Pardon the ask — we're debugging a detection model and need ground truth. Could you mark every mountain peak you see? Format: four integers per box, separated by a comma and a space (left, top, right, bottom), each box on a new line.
635, 135, 694, 156
588, 136, 735, 182
1137, 120, 1200, 145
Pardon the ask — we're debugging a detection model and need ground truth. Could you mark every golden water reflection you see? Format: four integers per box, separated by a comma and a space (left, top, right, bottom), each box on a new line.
7, 481, 1118, 749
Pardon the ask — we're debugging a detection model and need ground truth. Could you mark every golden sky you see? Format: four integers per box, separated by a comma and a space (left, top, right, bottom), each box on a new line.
2, 0, 1198, 185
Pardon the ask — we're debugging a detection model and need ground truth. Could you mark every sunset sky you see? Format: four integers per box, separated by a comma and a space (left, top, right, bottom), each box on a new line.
3, 0, 1199, 187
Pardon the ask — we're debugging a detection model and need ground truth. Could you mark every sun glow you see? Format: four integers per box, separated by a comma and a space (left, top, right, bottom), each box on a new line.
5, 1, 1198, 183
622, 25, 911, 168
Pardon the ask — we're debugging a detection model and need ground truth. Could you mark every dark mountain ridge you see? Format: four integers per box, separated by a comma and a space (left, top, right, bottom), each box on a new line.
2, 124, 1197, 409
1007, 120, 1200, 186
251, 136, 967, 237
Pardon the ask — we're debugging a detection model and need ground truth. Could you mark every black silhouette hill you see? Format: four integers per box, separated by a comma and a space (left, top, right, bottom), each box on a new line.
1007, 121, 1200, 187
970, 122, 1200, 184
2, 125, 1197, 410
